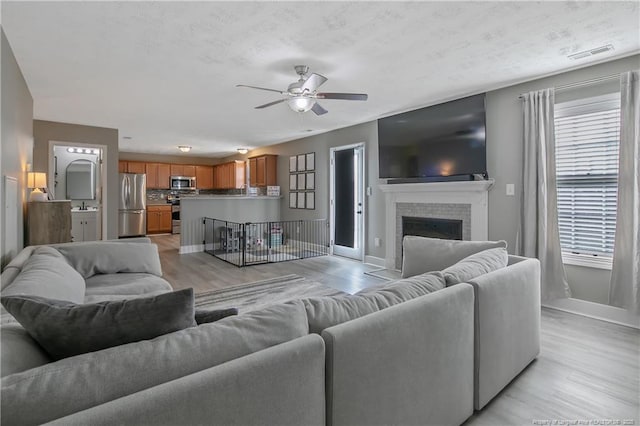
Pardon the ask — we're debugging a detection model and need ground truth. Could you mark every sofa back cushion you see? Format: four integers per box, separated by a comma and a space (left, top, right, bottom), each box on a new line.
443, 247, 509, 286
401, 236, 507, 278
0, 324, 51, 378
1, 247, 85, 303
0, 300, 308, 426
56, 242, 162, 278
304, 272, 446, 333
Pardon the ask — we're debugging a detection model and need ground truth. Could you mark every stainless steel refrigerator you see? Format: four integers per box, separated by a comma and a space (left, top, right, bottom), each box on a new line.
118, 173, 146, 237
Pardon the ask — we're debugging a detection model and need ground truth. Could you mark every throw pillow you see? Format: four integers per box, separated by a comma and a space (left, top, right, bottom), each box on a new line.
1, 246, 86, 304
442, 247, 508, 286
1, 288, 196, 360
195, 308, 238, 325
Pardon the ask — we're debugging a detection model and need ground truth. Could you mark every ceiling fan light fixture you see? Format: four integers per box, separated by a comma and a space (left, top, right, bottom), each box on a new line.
237, 148, 248, 155
178, 145, 192, 153
288, 96, 314, 113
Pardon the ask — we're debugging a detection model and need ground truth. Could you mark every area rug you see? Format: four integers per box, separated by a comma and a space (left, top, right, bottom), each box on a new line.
195, 274, 346, 314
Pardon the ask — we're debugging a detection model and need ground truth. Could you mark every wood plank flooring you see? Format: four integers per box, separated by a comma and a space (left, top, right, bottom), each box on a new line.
151, 234, 640, 425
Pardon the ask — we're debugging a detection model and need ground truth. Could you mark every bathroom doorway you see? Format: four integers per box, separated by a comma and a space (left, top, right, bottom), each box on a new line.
48, 141, 108, 241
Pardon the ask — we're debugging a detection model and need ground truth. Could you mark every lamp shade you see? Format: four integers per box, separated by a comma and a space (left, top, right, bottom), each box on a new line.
27, 172, 47, 189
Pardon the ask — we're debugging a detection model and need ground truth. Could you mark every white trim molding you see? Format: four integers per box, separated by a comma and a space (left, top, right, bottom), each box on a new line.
379, 179, 494, 270
562, 252, 613, 270
364, 255, 386, 267
179, 244, 204, 254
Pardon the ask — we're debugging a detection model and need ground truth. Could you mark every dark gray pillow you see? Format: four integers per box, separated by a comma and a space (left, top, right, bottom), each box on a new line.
194, 308, 238, 325
1, 288, 196, 360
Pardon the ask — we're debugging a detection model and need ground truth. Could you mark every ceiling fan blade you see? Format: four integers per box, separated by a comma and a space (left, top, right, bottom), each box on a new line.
237, 84, 285, 94
255, 99, 286, 109
316, 92, 368, 101
301, 73, 328, 93
311, 103, 328, 116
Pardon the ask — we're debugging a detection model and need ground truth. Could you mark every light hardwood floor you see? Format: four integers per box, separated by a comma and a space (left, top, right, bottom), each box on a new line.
151, 234, 640, 425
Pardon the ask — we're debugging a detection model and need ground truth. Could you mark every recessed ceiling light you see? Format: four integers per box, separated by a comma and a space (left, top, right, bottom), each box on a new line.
67, 147, 75, 153
567, 44, 614, 60
237, 148, 249, 155
178, 145, 192, 153
122, 136, 132, 140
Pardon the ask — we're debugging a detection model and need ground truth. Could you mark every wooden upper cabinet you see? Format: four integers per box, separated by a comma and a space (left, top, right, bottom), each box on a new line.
170, 164, 195, 177
157, 163, 171, 189
144, 163, 171, 189
126, 161, 146, 174
196, 166, 214, 189
145, 163, 159, 188
249, 154, 277, 187
118, 161, 128, 173
213, 161, 245, 189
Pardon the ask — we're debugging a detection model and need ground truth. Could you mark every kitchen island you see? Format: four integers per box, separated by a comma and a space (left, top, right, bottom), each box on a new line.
179, 195, 281, 253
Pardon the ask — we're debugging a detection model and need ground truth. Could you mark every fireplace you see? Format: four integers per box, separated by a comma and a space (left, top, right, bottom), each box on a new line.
402, 216, 463, 241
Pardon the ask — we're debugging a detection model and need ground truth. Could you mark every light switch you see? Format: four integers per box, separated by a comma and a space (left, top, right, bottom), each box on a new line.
374, 237, 381, 247
366, 186, 372, 196
506, 183, 515, 196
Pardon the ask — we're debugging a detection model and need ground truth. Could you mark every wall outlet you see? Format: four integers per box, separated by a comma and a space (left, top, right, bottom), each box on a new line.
506, 183, 515, 196
374, 237, 381, 247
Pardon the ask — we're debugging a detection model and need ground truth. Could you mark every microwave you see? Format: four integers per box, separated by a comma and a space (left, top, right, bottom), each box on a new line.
170, 176, 196, 190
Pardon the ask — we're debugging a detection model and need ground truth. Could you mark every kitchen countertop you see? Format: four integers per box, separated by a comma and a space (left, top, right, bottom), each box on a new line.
146, 200, 172, 205
180, 195, 281, 200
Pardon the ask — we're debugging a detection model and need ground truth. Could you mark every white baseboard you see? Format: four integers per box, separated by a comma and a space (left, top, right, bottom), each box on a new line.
364, 255, 386, 267
543, 298, 640, 329
179, 244, 204, 254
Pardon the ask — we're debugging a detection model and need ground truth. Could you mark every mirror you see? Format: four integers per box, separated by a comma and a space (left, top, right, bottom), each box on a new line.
66, 159, 96, 200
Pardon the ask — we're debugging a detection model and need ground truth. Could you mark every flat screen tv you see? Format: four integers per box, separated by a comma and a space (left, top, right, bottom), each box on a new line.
378, 93, 487, 180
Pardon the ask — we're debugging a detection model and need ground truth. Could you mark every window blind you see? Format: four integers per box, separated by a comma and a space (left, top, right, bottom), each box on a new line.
554, 94, 620, 258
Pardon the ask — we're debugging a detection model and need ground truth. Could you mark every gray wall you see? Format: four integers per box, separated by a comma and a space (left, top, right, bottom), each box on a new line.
224, 120, 385, 260
33, 120, 119, 239
1, 29, 34, 267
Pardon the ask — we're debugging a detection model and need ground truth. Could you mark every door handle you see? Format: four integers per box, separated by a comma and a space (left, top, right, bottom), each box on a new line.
356, 211, 362, 214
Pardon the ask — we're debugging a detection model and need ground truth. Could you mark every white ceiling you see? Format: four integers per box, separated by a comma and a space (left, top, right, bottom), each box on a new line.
2, 1, 639, 157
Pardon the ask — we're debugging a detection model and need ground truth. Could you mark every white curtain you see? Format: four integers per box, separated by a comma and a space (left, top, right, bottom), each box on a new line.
519, 88, 571, 301
609, 71, 640, 312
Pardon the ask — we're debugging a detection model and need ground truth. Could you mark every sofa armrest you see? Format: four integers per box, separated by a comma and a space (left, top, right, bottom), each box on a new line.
322, 284, 474, 426
46, 335, 326, 426
467, 257, 541, 409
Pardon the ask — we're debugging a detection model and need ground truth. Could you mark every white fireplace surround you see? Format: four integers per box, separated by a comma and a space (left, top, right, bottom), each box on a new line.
379, 179, 494, 270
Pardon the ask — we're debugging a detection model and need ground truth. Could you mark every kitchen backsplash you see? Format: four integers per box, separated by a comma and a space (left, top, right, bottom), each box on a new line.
146, 187, 266, 201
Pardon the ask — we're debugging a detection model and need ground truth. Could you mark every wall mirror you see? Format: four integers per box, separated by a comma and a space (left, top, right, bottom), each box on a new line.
66, 159, 96, 199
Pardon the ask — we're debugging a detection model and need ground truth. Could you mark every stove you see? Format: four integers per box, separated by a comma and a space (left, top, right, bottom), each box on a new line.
168, 195, 181, 234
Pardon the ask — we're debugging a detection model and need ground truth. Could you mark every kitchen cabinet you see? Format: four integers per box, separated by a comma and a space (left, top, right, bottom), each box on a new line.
147, 205, 172, 234
249, 154, 277, 187
196, 165, 214, 189
27, 201, 72, 245
213, 161, 245, 189
118, 161, 127, 173
125, 161, 146, 174
170, 164, 196, 177
145, 163, 171, 189
71, 210, 98, 242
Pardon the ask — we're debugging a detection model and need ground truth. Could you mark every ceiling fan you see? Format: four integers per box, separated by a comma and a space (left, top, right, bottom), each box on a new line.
236, 65, 368, 115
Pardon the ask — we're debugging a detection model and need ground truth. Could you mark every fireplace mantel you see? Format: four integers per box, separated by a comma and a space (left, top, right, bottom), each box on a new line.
379, 179, 494, 270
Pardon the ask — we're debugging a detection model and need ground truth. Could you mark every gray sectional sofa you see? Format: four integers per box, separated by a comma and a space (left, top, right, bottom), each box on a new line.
0, 236, 540, 425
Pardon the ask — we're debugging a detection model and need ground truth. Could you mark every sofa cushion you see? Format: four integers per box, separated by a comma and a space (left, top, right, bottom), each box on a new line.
0, 300, 308, 426
83, 272, 173, 301
1, 288, 196, 360
56, 241, 163, 278
443, 247, 509, 286
1, 246, 85, 304
304, 272, 446, 334
401, 236, 507, 278
0, 324, 51, 377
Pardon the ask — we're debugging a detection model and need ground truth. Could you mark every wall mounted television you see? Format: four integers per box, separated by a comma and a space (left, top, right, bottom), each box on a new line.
377, 93, 487, 181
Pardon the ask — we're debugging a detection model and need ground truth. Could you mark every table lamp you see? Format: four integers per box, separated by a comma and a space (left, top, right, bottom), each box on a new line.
27, 172, 48, 202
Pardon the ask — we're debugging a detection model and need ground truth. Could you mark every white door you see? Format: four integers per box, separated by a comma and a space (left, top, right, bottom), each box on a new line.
330, 143, 365, 260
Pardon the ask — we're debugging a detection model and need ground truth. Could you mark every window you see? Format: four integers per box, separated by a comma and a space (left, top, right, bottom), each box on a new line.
554, 93, 620, 269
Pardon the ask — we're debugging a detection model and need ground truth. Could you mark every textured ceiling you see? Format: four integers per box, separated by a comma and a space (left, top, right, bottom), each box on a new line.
2, 1, 639, 157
